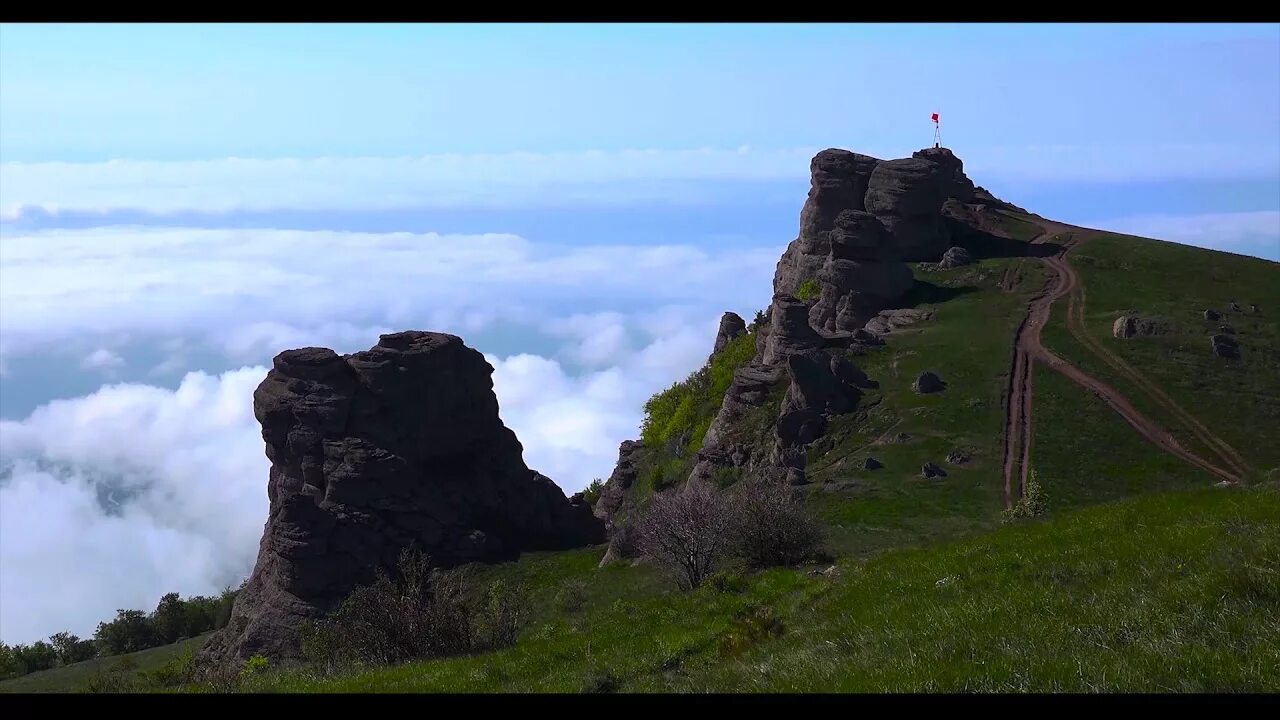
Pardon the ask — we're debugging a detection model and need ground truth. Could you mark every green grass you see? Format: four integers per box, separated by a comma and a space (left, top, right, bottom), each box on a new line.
1044, 233, 1280, 474
800, 257, 1047, 557
795, 279, 821, 302
0, 634, 208, 694
229, 485, 1279, 692
1030, 363, 1212, 510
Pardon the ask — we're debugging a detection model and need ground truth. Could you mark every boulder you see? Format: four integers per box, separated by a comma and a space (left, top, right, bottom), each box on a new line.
862, 456, 884, 471
1203, 309, 1222, 321
197, 331, 605, 671
1112, 314, 1173, 339
1211, 334, 1241, 359
939, 246, 974, 268
921, 462, 948, 479
913, 371, 947, 394
945, 449, 972, 465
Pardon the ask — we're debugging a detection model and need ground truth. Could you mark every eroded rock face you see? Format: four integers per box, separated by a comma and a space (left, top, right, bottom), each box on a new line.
939, 246, 974, 268
865, 158, 951, 261
912, 147, 975, 203
709, 312, 748, 362
198, 331, 605, 671
594, 440, 644, 524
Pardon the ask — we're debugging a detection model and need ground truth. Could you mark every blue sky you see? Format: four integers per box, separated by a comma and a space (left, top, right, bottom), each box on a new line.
0, 23, 1277, 644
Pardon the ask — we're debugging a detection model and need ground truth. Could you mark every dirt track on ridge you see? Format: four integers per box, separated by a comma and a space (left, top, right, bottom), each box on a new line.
1000, 221, 1239, 508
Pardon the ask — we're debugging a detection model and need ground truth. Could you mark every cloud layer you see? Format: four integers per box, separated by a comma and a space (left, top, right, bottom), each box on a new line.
4, 143, 1278, 220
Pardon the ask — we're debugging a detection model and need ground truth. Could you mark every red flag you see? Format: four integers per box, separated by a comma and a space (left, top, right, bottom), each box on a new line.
931, 112, 939, 123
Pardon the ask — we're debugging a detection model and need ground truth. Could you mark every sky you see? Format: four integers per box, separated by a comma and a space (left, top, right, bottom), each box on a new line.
1, 22, 1278, 645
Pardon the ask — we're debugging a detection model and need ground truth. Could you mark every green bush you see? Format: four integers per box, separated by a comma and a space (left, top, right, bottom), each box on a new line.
473, 579, 529, 651
1003, 469, 1049, 523
582, 478, 605, 505
146, 647, 196, 688
795, 279, 821, 302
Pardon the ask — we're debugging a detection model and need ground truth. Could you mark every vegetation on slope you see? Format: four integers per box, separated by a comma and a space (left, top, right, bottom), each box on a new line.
1042, 232, 1280, 474
215, 485, 1280, 692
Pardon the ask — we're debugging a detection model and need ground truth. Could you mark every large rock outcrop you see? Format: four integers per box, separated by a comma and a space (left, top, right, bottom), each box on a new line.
709, 312, 748, 362
865, 158, 951, 261
198, 331, 605, 670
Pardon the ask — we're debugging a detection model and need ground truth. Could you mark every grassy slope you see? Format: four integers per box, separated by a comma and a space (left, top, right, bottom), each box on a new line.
239, 485, 1280, 692
1042, 233, 1280, 475
0, 634, 207, 693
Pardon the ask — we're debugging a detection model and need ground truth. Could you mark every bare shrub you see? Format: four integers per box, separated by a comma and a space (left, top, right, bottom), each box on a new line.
636, 479, 735, 590
301, 548, 472, 668
727, 478, 827, 568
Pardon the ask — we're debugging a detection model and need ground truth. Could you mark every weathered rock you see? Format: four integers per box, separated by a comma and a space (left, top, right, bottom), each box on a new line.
862, 456, 884, 471
864, 308, 935, 336
1112, 314, 1173, 339
761, 294, 824, 365
865, 158, 951, 260
709, 312, 747, 363
689, 363, 786, 485
1251, 304, 1260, 313
197, 331, 605, 671
1229, 302, 1241, 312
945, 449, 972, 465
921, 462, 948, 479
775, 350, 866, 449
913, 371, 947, 394
1203, 309, 1222, 321
798, 150, 882, 256
594, 440, 644, 524
1211, 334, 1241, 359
912, 147, 976, 203
939, 246, 974, 268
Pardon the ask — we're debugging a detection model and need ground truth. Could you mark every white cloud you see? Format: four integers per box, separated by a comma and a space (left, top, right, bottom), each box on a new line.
0, 226, 779, 361
79, 348, 125, 372
1091, 210, 1280, 260
3, 143, 1276, 219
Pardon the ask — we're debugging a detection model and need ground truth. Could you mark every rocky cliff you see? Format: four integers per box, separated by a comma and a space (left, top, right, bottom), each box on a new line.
595, 145, 1013, 527
198, 331, 604, 670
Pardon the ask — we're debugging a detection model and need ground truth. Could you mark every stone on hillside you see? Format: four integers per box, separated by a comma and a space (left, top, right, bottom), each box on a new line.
708, 311, 748, 363
921, 462, 948, 479
1203, 309, 1221, 321
913, 371, 947, 394
945, 449, 972, 465
939, 246, 974, 268
1210, 334, 1240, 359
862, 456, 884, 471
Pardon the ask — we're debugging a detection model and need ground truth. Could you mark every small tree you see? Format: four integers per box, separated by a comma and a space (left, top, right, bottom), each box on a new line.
49, 631, 97, 665
13, 641, 58, 674
95, 609, 157, 655
728, 479, 826, 568
1003, 469, 1049, 523
152, 592, 188, 644
636, 479, 735, 590
582, 478, 606, 506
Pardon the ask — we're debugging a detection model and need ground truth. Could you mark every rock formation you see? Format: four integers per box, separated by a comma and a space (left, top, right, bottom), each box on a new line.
921, 462, 948, 479
198, 331, 605, 670
709, 312, 747, 362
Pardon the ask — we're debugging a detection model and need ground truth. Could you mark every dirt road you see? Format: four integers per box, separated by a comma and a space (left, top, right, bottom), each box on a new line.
1001, 221, 1239, 507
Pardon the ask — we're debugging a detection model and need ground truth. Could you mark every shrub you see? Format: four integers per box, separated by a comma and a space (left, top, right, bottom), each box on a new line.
795, 279, 821, 302
13, 640, 58, 674
240, 654, 270, 679
473, 579, 529, 651
636, 480, 735, 590
301, 548, 473, 669
82, 659, 145, 694
146, 647, 197, 688
709, 571, 748, 594
582, 478, 605, 505
718, 605, 786, 658
728, 479, 827, 568
554, 579, 589, 614
1003, 469, 1049, 523
95, 609, 157, 656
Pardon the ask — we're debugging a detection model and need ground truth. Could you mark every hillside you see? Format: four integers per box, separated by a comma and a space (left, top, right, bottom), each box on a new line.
5, 147, 1277, 694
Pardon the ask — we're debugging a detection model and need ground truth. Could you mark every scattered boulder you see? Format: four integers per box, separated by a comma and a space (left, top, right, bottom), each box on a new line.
1251, 303, 1260, 313
1229, 302, 1241, 312
864, 308, 935, 336
938, 246, 974, 268
1112, 314, 1173, 339
862, 456, 884, 470
196, 332, 606, 671
1203, 309, 1221, 321
913, 371, 947, 394
945, 449, 972, 465
709, 311, 747, 363
892, 432, 913, 444
921, 462, 948, 479
1210, 334, 1241, 359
